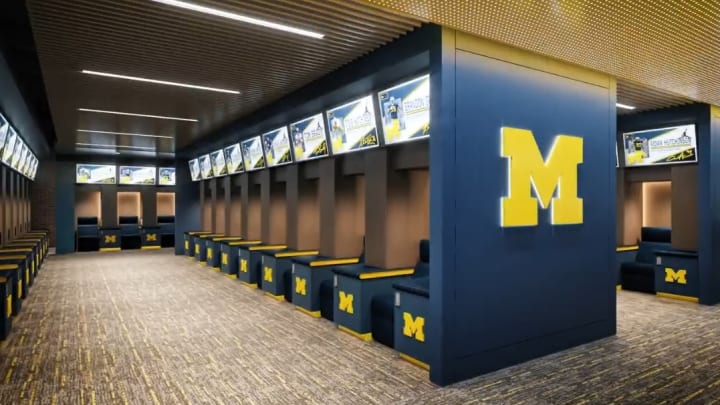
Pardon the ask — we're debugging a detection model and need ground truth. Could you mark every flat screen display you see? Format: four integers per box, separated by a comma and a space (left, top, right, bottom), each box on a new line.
224, 143, 244, 174
327, 95, 380, 155
199, 154, 213, 179
28, 157, 36, 180
622, 124, 697, 166
1, 127, 16, 166
210, 149, 227, 177
289, 114, 329, 162
17, 142, 28, 173
32, 158, 39, 180
189, 159, 201, 181
0, 114, 9, 157
119, 166, 156, 185
25, 155, 34, 178
76, 164, 116, 184
241, 136, 265, 171
378, 75, 430, 145
11, 138, 23, 170
158, 167, 176, 186
262, 127, 293, 167
21, 151, 32, 177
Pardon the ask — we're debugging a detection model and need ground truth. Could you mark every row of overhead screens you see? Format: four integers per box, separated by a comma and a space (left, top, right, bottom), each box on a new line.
0, 113, 39, 181
189, 75, 430, 180
75, 164, 175, 186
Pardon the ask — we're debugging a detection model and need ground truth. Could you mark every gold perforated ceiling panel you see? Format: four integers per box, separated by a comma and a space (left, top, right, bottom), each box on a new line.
27, 0, 422, 156
363, 0, 718, 109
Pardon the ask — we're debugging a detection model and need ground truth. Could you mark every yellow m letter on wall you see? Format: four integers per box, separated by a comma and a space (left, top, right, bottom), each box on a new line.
338, 291, 354, 314
295, 277, 307, 296
665, 268, 687, 285
402, 312, 425, 342
501, 127, 583, 227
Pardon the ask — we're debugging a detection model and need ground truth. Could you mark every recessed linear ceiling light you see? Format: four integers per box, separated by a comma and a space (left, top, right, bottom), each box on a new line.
77, 129, 174, 139
616, 103, 636, 110
81, 70, 240, 94
151, 0, 324, 39
78, 108, 198, 122
76, 142, 156, 150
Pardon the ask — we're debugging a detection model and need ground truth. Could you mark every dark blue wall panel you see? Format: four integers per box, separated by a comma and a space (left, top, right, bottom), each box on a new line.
55, 161, 76, 254
174, 159, 200, 255
430, 31, 616, 384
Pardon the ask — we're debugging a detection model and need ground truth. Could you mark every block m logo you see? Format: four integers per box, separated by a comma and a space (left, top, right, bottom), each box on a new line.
501, 127, 583, 227
263, 266, 273, 282
104, 235, 116, 244
295, 277, 307, 296
402, 312, 425, 342
146, 233, 157, 242
338, 291, 354, 314
207, 248, 213, 259
222, 253, 228, 266
240, 258, 248, 273
665, 268, 687, 285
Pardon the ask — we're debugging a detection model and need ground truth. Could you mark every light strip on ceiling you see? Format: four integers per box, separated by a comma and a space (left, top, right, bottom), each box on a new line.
616, 103, 636, 110
77, 129, 174, 139
81, 70, 240, 94
151, 0, 324, 39
75, 142, 156, 150
78, 108, 198, 122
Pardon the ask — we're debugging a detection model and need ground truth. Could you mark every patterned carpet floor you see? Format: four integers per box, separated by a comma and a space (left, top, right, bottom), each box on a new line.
0, 250, 719, 404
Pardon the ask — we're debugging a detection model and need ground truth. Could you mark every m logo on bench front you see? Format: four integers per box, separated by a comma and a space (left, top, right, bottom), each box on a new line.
240, 258, 248, 273
402, 312, 425, 342
501, 127, 583, 227
295, 277, 307, 296
338, 291, 354, 314
665, 268, 687, 285
104, 235, 117, 244
263, 267, 273, 283
222, 253, 228, 266
146, 234, 157, 242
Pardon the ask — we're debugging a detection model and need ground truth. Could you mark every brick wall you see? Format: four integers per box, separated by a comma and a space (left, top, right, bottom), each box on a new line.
31, 159, 56, 247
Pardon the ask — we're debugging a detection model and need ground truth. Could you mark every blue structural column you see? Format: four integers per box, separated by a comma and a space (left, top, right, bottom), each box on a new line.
175, 159, 201, 255
429, 28, 617, 385
700, 106, 720, 304
55, 161, 76, 254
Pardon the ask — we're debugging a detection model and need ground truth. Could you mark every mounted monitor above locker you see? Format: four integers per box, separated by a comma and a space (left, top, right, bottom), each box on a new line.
199, 154, 213, 179
326, 95, 380, 155
11, 137, 24, 170
0, 114, 9, 158
159, 167, 176, 186
17, 142, 28, 174
224, 143, 244, 174
119, 166, 156, 185
621, 124, 697, 167
241, 136, 266, 171
378, 74, 430, 145
211, 149, 227, 177
262, 126, 293, 167
188, 158, 201, 181
76, 164, 116, 184
289, 114, 329, 162
1, 126, 16, 166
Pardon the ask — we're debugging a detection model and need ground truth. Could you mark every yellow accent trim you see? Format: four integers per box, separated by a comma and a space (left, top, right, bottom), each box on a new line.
338, 325, 372, 342
295, 306, 321, 318
225, 274, 238, 280
249, 245, 287, 251
212, 267, 221, 271
264, 292, 285, 301
0, 264, 19, 270
399, 353, 430, 371
0, 256, 26, 260
141, 246, 162, 250
212, 237, 243, 242
616, 285, 622, 291
616, 246, 639, 252
359, 269, 415, 280
187, 231, 212, 236
199, 261, 207, 265
199, 234, 224, 239
241, 282, 258, 289
228, 240, 262, 246
309, 258, 360, 267
0, 249, 32, 253
99, 248, 121, 252
656, 292, 699, 303
275, 250, 319, 258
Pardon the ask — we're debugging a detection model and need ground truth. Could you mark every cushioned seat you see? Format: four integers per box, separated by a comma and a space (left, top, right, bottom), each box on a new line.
76, 216, 100, 252
620, 227, 671, 293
